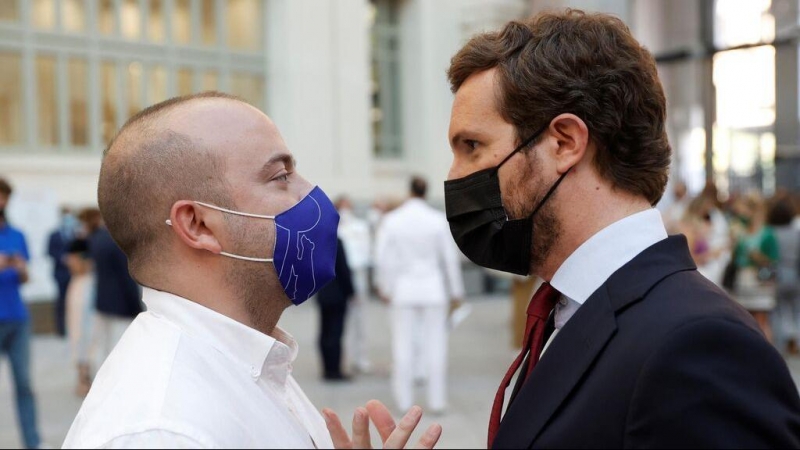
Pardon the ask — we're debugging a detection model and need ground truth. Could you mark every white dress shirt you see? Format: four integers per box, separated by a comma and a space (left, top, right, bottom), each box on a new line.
541, 209, 668, 355
63, 288, 333, 449
375, 198, 465, 306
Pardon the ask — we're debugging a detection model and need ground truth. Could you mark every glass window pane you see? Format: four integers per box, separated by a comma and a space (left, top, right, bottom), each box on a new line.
127, 62, 143, 117
99, 0, 115, 35
101, 62, 118, 145
0, 52, 23, 145
147, 0, 165, 42
37, 55, 58, 146
63, 0, 86, 32
201, 71, 217, 91
227, 0, 262, 50
0, 0, 20, 22
33, 0, 56, 29
122, 0, 141, 39
174, 0, 191, 44
68, 58, 88, 146
177, 68, 193, 96
147, 66, 168, 106
201, 0, 216, 46
230, 73, 264, 110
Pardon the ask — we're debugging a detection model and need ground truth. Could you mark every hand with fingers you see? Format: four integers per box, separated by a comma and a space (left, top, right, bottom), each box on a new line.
323, 400, 442, 449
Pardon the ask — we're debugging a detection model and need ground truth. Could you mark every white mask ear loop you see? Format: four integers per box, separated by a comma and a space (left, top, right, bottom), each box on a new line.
165, 201, 277, 263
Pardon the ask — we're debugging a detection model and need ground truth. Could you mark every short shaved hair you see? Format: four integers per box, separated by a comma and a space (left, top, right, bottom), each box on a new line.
98, 91, 245, 279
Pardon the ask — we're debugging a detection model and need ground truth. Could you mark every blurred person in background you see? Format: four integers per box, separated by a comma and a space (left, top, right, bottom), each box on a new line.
48, 207, 78, 337
679, 196, 713, 270
63, 93, 439, 449
0, 177, 43, 450
699, 182, 732, 285
375, 176, 465, 415
79, 208, 142, 364
64, 237, 96, 397
731, 193, 779, 341
768, 195, 800, 354
662, 180, 689, 234
316, 238, 355, 382
336, 196, 373, 374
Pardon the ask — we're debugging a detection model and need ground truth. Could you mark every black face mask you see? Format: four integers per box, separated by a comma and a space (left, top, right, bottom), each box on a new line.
444, 123, 570, 276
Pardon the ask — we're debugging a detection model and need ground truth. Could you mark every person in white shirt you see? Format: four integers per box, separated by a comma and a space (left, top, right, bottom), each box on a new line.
375, 177, 465, 414
335, 196, 373, 374
62, 92, 441, 449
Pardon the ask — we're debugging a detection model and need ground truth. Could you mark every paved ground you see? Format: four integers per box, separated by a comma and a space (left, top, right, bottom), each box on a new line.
3, 296, 800, 449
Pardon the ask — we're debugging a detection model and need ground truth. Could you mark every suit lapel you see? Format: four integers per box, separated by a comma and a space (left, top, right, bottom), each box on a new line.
491, 235, 698, 449
493, 286, 617, 449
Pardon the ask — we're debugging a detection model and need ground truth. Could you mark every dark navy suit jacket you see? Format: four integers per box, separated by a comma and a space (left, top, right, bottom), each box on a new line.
88, 228, 142, 318
494, 235, 800, 449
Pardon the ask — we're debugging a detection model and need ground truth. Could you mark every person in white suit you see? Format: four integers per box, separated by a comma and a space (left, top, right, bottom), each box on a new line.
336, 196, 373, 374
375, 176, 465, 414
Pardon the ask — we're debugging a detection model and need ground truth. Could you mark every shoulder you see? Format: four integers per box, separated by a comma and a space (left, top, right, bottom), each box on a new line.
630, 269, 756, 332
65, 424, 216, 449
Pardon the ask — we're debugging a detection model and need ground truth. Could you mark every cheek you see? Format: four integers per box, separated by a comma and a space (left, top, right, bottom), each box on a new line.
501, 159, 539, 219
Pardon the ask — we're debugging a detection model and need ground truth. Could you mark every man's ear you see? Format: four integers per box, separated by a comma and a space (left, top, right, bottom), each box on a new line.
549, 113, 590, 174
167, 201, 224, 254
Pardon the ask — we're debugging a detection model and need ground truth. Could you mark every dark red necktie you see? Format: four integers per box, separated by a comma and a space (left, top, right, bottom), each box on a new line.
487, 282, 560, 448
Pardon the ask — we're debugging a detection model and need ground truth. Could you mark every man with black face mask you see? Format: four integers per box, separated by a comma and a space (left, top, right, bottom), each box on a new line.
445, 10, 800, 449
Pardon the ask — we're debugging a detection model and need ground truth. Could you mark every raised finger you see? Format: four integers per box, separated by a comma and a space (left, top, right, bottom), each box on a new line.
365, 400, 396, 443
323, 408, 353, 449
383, 406, 423, 449
352, 407, 372, 449
412, 424, 442, 449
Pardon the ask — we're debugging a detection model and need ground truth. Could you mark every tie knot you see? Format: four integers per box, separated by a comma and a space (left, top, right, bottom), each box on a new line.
527, 282, 560, 319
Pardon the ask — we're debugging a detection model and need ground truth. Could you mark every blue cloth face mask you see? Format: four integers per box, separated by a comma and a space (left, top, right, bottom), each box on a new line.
168, 186, 340, 305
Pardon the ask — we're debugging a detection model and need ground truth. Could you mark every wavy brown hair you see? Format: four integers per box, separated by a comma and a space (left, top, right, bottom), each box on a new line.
448, 9, 671, 205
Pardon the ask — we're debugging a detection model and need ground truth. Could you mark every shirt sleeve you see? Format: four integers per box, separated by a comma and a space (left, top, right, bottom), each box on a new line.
373, 221, 392, 297
98, 429, 213, 449
18, 232, 30, 261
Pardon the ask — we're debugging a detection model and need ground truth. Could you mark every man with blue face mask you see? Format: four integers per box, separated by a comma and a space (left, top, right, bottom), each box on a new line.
63, 92, 441, 449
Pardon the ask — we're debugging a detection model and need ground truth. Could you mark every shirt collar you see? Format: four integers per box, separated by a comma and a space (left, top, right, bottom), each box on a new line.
141, 288, 298, 383
550, 209, 668, 305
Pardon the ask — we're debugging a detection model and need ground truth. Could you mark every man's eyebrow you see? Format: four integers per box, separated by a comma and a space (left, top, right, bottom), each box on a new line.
258, 153, 296, 177
450, 131, 466, 148
450, 130, 482, 148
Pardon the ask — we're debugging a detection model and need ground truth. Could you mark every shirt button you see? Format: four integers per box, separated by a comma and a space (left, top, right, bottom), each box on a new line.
559, 298, 567, 306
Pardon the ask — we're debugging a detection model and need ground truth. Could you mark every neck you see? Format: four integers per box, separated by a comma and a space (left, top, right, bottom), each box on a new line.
143, 267, 288, 338
535, 190, 653, 282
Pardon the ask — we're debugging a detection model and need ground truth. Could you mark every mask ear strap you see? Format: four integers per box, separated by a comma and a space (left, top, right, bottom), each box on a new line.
531, 167, 572, 217
194, 201, 276, 220
494, 122, 552, 173
220, 252, 273, 263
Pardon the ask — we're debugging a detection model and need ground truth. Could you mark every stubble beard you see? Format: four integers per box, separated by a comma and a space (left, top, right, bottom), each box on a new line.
225, 216, 289, 334
505, 152, 562, 276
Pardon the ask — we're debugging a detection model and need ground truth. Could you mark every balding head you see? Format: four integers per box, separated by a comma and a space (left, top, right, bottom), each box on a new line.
99, 92, 252, 280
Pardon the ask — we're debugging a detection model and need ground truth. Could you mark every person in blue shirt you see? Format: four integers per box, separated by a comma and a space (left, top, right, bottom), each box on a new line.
0, 178, 42, 449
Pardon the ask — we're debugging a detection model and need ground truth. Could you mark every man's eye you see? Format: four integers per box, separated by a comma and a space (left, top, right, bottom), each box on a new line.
275, 173, 290, 183
464, 140, 478, 150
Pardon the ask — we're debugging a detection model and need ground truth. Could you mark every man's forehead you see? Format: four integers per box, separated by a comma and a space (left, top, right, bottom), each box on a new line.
450, 69, 503, 136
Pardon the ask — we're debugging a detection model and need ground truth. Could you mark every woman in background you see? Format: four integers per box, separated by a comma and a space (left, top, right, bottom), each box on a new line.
769, 196, 800, 354
64, 238, 95, 397
731, 194, 779, 342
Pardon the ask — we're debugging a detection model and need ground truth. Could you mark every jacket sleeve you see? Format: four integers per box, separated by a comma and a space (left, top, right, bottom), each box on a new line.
625, 317, 800, 448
